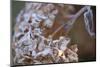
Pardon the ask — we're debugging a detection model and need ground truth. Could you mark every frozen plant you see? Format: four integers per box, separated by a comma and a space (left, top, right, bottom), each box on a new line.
12, 2, 95, 65
84, 6, 95, 37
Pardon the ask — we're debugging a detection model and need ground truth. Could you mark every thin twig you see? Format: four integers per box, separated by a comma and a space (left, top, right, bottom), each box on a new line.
51, 6, 89, 37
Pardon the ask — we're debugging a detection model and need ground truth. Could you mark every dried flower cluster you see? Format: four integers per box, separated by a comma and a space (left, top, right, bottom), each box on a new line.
12, 2, 95, 65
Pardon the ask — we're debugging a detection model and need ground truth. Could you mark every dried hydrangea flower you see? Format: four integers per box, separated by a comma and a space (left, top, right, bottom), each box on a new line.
13, 2, 97, 64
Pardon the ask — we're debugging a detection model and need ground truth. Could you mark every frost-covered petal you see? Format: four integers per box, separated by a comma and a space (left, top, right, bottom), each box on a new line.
32, 50, 36, 57
43, 19, 54, 28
